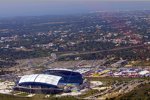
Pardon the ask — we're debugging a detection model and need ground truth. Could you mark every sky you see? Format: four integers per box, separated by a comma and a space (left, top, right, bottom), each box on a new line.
0, 0, 150, 17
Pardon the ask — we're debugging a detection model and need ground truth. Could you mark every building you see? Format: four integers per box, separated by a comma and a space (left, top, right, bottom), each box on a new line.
14, 69, 84, 94
43, 68, 83, 85
14, 74, 63, 94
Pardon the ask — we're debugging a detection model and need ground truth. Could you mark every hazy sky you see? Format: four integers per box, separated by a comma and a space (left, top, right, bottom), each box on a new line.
0, 0, 150, 17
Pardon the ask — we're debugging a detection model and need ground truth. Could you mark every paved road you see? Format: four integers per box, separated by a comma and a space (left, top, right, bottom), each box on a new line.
60, 44, 150, 57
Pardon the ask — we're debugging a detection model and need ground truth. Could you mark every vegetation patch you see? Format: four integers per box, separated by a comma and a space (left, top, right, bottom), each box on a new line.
111, 83, 150, 100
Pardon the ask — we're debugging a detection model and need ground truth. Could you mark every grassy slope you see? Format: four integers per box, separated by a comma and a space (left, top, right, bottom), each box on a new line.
0, 94, 78, 100
113, 83, 150, 100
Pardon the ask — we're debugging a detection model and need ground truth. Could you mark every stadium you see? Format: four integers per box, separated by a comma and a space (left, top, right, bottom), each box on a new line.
43, 68, 83, 85
14, 69, 84, 94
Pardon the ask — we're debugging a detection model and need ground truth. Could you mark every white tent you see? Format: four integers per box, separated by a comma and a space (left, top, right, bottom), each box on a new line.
138, 70, 149, 75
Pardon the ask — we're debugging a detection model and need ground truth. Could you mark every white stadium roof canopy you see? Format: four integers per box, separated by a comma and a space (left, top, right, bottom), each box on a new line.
19, 74, 62, 86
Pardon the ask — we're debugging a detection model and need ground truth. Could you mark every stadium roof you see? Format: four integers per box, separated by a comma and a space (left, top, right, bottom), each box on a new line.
19, 74, 62, 86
